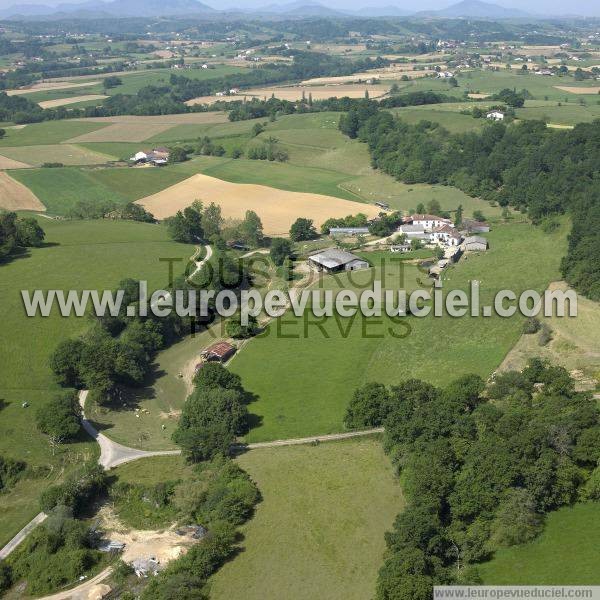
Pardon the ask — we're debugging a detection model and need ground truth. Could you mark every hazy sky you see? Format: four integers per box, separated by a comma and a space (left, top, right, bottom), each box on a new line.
3, 0, 600, 17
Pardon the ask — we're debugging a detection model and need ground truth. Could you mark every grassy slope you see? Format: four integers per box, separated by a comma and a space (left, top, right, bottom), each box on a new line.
0, 218, 194, 546
479, 502, 600, 585
0, 121, 108, 147
209, 437, 404, 600
232, 220, 567, 442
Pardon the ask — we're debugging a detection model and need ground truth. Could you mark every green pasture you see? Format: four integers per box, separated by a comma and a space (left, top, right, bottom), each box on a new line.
0, 120, 108, 147
480, 502, 600, 585
210, 437, 404, 600
231, 220, 567, 442
0, 218, 194, 545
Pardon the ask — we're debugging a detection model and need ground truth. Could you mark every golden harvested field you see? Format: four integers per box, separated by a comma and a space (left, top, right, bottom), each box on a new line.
186, 85, 390, 106
185, 95, 242, 106
6, 80, 101, 95
37, 94, 108, 109
0, 172, 45, 211
74, 112, 229, 125
0, 154, 31, 169
300, 68, 433, 85
554, 85, 600, 95
468, 93, 491, 99
137, 173, 380, 236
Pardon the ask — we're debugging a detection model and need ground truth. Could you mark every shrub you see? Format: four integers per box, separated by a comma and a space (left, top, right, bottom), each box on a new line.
522, 317, 541, 334
538, 323, 553, 346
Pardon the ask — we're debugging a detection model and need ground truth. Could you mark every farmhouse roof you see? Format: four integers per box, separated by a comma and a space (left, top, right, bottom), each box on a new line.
464, 235, 488, 245
433, 224, 462, 238
399, 224, 426, 233
202, 341, 236, 360
309, 248, 364, 269
410, 214, 451, 221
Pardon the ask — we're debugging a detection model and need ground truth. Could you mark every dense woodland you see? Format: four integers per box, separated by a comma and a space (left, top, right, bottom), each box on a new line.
345, 362, 600, 599
339, 103, 600, 300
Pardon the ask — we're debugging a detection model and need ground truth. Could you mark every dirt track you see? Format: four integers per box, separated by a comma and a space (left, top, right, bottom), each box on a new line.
0, 172, 45, 211
136, 173, 381, 236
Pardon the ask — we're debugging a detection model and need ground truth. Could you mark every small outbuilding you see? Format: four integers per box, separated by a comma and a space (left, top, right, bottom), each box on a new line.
329, 227, 369, 236
308, 248, 369, 273
201, 341, 236, 362
462, 236, 489, 252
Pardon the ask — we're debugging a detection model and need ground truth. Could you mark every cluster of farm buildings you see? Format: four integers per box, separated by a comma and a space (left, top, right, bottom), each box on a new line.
317, 213, 489, 277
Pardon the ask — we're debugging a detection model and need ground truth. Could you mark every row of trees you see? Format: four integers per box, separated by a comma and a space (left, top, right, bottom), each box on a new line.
339, 107, 600, 299
344, 361, 600, 599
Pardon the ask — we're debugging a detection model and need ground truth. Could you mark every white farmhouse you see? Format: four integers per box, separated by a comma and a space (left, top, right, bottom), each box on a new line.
409, 214, 452, 230
486, 110, 505, 121
430, 224, 462, 246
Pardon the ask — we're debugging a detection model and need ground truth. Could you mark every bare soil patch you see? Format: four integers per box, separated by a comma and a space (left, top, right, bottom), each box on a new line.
554, 85, 600, 95
137, 173, 380, 236
38, 94, 108, 109
0, 172, 45, 211
0, 154, 32, 169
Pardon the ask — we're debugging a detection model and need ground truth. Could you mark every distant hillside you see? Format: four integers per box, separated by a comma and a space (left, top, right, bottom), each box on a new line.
0, 0, 215, 19
418, 0, 530, 18
258, 0, 346, 17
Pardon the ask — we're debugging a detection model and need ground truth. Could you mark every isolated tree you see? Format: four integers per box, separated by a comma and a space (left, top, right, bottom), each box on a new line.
194, 363, 243, 392
36, 392, 81, 442
427, 199, 442, 216
168, 146, 188, 163
454, 204, 463, 227
239, 210, 264, 247
15, 217, 44, 247
289, 217, 317, 242
203, 202, 224, 239
270, 238, 293, 266
173, 387, 247, 462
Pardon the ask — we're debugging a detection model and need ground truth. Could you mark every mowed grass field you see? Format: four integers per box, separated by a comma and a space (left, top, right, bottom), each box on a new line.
209, 437, 404, 600
231, 220, 567, 443
480, 502, 600, 585
0, 218, 194, 546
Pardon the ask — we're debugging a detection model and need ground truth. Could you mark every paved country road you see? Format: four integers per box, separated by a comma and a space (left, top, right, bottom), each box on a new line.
78, 390, 181, 470
0, 512, 47, 560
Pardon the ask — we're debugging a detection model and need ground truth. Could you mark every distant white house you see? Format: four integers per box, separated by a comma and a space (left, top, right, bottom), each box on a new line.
201, 63, 209, 69
390, 244, 411, 253
437, 71, 454, 78
486, 110, 505, 121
